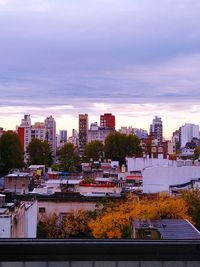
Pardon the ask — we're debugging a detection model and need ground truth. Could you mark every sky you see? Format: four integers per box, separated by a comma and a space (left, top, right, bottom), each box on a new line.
0, 0, 200, 138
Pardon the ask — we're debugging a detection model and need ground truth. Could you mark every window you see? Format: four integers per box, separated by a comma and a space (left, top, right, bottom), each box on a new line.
39, 207, 46, 213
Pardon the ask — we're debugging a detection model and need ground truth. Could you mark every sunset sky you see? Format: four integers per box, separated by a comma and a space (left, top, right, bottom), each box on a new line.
1, 0, 200, 138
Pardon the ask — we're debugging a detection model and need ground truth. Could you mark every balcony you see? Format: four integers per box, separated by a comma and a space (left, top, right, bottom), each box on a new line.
0, 239, 200, 266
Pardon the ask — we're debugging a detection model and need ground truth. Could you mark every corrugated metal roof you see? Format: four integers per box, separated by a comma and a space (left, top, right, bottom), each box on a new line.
133, 219, 200, 240
155, 219, 200, 240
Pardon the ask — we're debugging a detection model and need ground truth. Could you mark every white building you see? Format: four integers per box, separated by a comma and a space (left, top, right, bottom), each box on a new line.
118, 127, 148, 139
17, 114, 57, 161
31, 122, 46, 141
127, 156, 200, 194
167, 141, 176, 155
45, 115, 56, 157
143, 163, 200, 194
88, 122, 114, 143
24, 200, 38, 238
0, 195, 37, 238
127, 156, 169, 172
180, 123, 199, 148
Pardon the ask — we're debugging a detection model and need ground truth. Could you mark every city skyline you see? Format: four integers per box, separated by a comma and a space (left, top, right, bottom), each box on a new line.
1, 0, 200, 138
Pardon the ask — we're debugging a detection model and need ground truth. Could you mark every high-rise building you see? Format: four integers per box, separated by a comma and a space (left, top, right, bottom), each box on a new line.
44, 116, 56, 157
31, 122, 46, 141
78, 114, 88, 153
17, 115, 57, 162
100, 113, 115, 129
171, 129, 180, 151
68, 129, 78, 147
58, 130, 67, 147
17, 115, 32, 162
59, 130, 67, 143
179, 123, 199, 148
150, 116, 163, 144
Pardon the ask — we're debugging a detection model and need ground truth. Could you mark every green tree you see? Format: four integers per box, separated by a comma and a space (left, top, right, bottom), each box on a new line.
83, 140, 104, 162
0, 131, 24, 175
104, 132, 142, 164
27, 138, 52, 166
57, 143, 80, 171
126, 134, 143, 157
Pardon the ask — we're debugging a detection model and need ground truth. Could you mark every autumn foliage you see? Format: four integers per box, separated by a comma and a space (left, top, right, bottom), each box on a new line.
38, 210, 92, 238
88, 194, 191, 238
38, 194, 192, 239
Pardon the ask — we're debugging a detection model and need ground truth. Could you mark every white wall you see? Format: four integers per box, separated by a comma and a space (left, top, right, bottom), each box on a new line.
143, 165, 200, 193
25, 200, 37, 238
0, 216, 11, 237
127, 157, 170, 172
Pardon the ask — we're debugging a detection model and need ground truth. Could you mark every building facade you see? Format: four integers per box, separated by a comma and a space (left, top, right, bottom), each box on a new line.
17, 115, 32, 162
31, 122, 46, 141
44, 115, 56, 157
88, 122, 114, 143
100, 113, 115, 129
180, 123, 199, 148
57, 130, 67, 147
78, 114, 89, 153
150, 116, 163, 145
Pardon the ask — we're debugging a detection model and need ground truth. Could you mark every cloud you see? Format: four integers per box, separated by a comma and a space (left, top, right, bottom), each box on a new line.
0, 0, 200, 138
0, 0, 53, 12
0, 0, 10, 7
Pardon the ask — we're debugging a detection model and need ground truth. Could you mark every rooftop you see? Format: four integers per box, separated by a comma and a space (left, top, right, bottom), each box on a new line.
132, 219, 200, 240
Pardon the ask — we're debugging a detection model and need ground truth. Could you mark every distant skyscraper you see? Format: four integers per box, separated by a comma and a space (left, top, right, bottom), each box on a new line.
44, 115, 56, 157
179, 123, 199, 148
68, 129, 78, 147
59, 130, 67, 143
78, 114, 88, 153
150, 116, 163, 144
100, 113, 115, 129
57, 130, 67, 147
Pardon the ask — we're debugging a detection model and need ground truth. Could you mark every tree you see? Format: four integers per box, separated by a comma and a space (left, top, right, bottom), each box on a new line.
83, 141, 104, 162
0, 131, 24, 175
181, 188, 200, 230
27, 138, 52, 166
126, 134, 143, 157
104, 132, 142, 164
37, 194, 192, 239
88, 194, 191, 238
57, 143, 80, 172
194, 146, 200, 160
38, 210, 92, 238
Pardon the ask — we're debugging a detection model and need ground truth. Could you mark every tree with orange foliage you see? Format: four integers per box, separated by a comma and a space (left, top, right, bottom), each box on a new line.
38, 210, 92, 238
37, 194, 192, 239
88, 194, 191, 239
